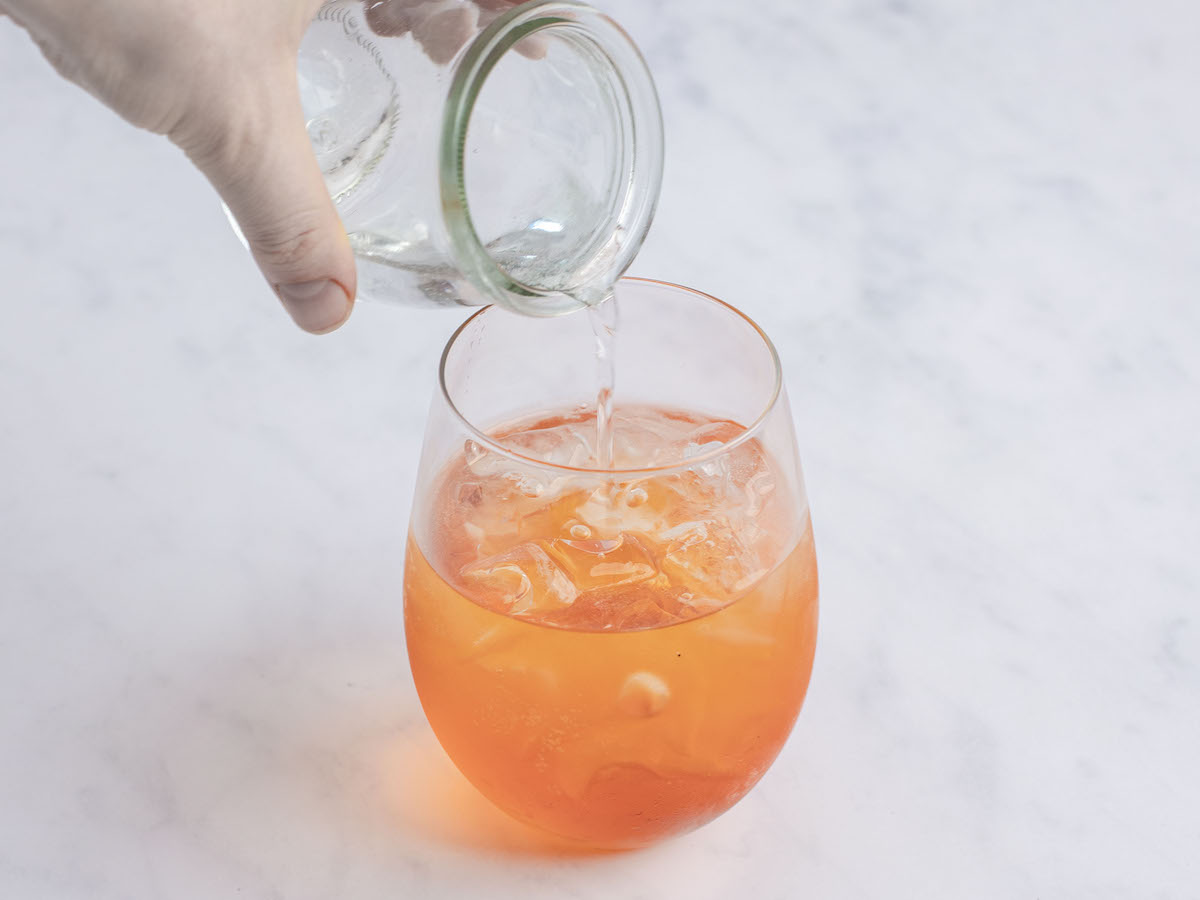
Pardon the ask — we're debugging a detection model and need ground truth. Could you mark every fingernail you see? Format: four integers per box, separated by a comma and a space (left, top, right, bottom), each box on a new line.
275, 279, 352, 334
365, 1, 416, 37
415, 7, 478, 65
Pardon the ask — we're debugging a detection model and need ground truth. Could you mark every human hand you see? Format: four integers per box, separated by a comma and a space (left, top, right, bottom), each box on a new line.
364, 0, 544, 63
1, 0, 541, 332
0, 0, 365, 333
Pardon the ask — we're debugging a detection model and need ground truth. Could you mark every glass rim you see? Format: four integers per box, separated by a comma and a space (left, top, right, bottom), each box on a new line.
438, 0, 664, 316
437, 277, 785, 476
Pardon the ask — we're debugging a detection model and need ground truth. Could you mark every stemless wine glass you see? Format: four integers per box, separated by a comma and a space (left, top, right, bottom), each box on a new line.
403, 279, 819, 848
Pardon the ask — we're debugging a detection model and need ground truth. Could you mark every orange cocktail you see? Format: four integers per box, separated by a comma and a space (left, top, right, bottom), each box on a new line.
405, 405, 817, 847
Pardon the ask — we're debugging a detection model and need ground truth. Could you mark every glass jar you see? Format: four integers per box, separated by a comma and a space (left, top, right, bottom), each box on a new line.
294, 0, 664, 315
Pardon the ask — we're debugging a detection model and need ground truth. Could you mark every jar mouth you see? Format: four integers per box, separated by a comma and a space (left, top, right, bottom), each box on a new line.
439, 0, 663, 316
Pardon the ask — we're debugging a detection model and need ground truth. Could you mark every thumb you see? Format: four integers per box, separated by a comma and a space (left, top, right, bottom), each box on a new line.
184, 68, 356, 334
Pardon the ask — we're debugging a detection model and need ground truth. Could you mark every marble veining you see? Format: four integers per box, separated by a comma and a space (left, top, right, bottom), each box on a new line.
2, 0, 1198, 896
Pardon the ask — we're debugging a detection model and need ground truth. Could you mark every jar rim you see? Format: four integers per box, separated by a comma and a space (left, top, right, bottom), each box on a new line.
438, 0, 664, 316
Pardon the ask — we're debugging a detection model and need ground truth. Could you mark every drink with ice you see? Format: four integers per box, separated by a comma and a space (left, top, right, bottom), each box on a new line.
405, 407, 817, 846
403, 280, 818, 848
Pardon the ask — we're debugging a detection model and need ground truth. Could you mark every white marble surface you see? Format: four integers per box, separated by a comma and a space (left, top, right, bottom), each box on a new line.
2, 0, 1199, 896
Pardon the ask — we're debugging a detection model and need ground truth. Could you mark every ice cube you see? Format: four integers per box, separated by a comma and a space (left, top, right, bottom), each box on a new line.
511, 474, 544, 498
673, 439, 777, 536
512, 486, 593, 545
464, 439, 546, 492
503, 420, 595, 468
546, 532, 659, 591
657, 519, 711, 547
542, 583, 683, 631
456, 481, 484, 507
456, 480, 525, 553
742, 467, 777, 517
684, 420, 745, 446
590, 561, 656, 584
676, 591, 727, 616
610, 410, 689, 467
683, 440, 724, 459
659, 517, 768, 598
462, 520, 485, 546
460, 542, 577, 617
573, 485, 626, 537
675, 419, 743, 469
464, 439, 488, 469
563, 478, 680, 539
463, 439, 535, 483
682, 433, 728, 479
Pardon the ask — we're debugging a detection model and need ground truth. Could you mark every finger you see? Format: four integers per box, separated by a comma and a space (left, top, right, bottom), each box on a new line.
370, 1, 542, 65
515, 34, 548, 60
475, 3, 549, 61
178, 68, 355, 334
413, 5, 479, 66
364, 0, 422, 37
